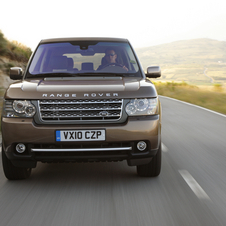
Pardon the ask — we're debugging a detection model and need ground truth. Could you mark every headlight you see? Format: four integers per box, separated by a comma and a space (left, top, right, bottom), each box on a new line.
125, 98, 158, 116
3, 100, 36, 118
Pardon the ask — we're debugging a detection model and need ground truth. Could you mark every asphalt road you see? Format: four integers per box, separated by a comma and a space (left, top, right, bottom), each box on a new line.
0, 96, 226, 226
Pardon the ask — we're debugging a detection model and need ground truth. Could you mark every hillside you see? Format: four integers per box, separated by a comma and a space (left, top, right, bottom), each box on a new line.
0, 30, 32, 88
135, 38, 226, 85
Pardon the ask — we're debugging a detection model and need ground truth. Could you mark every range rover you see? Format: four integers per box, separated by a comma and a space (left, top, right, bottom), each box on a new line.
1, 38, 161, 180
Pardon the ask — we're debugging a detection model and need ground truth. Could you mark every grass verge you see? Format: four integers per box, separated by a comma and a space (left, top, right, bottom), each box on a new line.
153, 81, 226, 115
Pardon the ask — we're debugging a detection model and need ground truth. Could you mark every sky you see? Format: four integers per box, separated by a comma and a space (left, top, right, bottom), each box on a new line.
0, 0, 226, 50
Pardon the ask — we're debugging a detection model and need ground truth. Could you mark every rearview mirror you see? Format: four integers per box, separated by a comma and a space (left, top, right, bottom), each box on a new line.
146, 66, 161, 78
9, 67, 23, 80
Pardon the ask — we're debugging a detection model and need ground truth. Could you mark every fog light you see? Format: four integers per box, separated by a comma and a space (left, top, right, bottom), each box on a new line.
137, 141, 147, 151
16, 143, 26, 153
7, 112, 15, 117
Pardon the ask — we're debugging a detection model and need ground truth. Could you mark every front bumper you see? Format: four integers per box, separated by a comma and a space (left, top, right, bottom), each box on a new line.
2, 115, 161, 167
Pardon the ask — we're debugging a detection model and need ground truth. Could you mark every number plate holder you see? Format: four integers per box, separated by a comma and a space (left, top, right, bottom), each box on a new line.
56, 130, 106, 142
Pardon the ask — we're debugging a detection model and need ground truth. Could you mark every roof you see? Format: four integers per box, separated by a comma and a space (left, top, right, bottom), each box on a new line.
40, 37, 129, 44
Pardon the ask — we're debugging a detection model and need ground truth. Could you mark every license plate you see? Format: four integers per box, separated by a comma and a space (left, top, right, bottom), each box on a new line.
56, 130, 105, 142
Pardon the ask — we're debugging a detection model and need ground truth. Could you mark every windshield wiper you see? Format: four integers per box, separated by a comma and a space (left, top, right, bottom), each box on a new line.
97, 72, 126, 77
28, 72, 76, 78
28, 72, 127, 79
73, 72, 126, 77
71, 73, 99, 76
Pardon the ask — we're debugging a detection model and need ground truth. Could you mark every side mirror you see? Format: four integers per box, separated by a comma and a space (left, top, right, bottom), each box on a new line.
9, 67, 23, 80
146, 66, 161, 78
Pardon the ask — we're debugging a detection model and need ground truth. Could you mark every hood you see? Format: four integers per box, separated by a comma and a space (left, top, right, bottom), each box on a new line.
22, 77, 140, 92
5, 77, 157, 99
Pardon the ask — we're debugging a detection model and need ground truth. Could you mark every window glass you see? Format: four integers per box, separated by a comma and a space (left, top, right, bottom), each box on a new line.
28, 42, 140, 77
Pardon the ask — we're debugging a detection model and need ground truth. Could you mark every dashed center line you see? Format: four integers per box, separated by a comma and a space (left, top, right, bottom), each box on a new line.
162, 143, 168, 152
179, 169, 211, 201
161, 145, 210, 201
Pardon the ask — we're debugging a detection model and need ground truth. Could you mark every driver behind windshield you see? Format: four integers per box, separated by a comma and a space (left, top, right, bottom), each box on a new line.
97, 48, 128, 71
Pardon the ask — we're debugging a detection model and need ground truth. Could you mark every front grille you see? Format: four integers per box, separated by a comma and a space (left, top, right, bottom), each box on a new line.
38, 99, 123, 122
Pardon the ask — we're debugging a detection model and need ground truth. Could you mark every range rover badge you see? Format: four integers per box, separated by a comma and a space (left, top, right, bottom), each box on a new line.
99, 111, 108, 117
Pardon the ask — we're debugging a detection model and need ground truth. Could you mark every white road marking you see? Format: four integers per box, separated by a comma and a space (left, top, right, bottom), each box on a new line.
179, 170, 211, 200
162, 143, 168, 152
160, 96, 226, 118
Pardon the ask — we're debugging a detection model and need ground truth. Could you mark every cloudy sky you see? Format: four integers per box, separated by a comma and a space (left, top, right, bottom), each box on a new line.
1, 0, 226, 50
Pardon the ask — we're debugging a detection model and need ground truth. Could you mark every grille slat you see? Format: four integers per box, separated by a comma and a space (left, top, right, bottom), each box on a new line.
38, 99, 123, 122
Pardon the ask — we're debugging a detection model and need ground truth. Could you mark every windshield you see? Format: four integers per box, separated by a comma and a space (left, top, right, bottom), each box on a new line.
27, 41, 141, 78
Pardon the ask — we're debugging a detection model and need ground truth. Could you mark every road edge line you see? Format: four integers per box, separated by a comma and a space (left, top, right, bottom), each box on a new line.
159, 95, 226, 118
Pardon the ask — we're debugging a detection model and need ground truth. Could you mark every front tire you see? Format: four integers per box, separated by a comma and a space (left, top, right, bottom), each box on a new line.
137, 143, 162, 177
2, 148, 31, 180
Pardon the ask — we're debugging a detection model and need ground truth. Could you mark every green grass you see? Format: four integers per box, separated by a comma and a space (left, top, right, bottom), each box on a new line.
153, 81, 226, 115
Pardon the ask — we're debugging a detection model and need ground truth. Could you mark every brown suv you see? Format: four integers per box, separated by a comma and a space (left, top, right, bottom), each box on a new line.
1, 38, 161, 180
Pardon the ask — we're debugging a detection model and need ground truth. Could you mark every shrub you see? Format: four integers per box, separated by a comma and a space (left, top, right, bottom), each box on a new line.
0, 30, 8, 56
0, 30, 32, 62
213, 83, 223, 92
